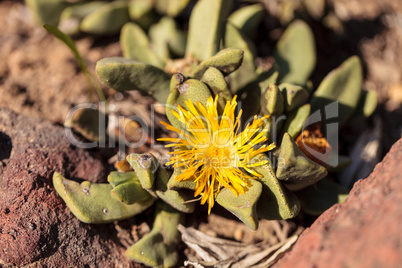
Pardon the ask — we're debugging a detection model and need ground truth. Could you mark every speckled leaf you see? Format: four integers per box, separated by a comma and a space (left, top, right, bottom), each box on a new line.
155, 0, 191, 17
52, 172, 155, 223
120, 22, 164, 68
228, 4, 264, 38
201, 67, 232, 112
190, 48, 244, 79
274, 20, 316, 85
126, 153, 158, 190
278, 83, 310, 112
252, 154, 300, 220
96, 57, 170, 103
276, 133, 327, 191
128, 0, 154, 29
216, 179, 262, 230
281, 104, 311, 139
310, 56, 363, 126
261, 83, 285, 116
108, 171, 150, 205
64, 107, 107, 142
80, 1, 130, 35
154, 163, 195, 213
186, 0, 233, 61
126, 201, 182, 268
296, 178, 348, 216
225, 23, 257, 92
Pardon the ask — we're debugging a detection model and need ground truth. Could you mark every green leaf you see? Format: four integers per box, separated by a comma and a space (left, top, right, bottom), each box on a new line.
252, 154, 301, 220
225, 23, 257, 92
274, 20, 316, 85
278, 82, 310, 113
216, 179, 262, 230
352, 89, 378, 118
120, 22, 165, 68
281, 104, 311, 139
154, 0, 191, 17
201, 67, 232, 112
64, 107, 107, 142
128, 0, 155, 29
80, 1, 130, 35
310, 56, 363, 126
186, 0, 233, 61
108, 171, 150, 205
276, 133, 327, 191
26, 0, 69, 26
53, 172, 155, 223
228, 4, 264, 38
190, 48, 244, 79
296, 178, 348, 216
96, 57, 170, 103
126, 202, 182, 268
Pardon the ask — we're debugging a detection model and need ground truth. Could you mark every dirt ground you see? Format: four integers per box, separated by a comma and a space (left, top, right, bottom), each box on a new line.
0, 0, 401, 266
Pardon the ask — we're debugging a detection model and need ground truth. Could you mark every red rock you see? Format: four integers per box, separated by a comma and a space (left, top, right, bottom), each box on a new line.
0, 108, 141, 267
274, 138, 402, 268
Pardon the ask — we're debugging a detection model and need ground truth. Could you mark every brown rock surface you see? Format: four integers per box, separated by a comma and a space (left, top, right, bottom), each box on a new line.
0, 108, 140, 267
274, 138, 402, 268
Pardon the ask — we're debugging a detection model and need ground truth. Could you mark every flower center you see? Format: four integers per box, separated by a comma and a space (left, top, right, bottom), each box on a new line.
202, 146, 233, 169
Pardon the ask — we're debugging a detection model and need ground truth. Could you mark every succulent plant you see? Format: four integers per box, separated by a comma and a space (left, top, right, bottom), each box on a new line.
26, 0, 192, 36
51, 0, 377, 267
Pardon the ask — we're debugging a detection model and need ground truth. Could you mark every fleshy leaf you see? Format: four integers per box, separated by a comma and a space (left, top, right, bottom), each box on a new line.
296, 178, 348, 216
120, 22, 164, 68
154, 0, 191, 17
281, 104, 311, 140
126, 201, 182, 268
186, 0, 233, 61
278, 83, 310, 113
108, 171, 150, 205
274, 20, 316, 85
201, 67, 232, 112
80, 1, 130, 35
310, 56, 363, 127
252, 154, 301, 220
228, 4, 264, 38
276, 133, 327, 191
53, 172, 155, 223
190, 48, 244, 79
96, 57, 170, 103
216, 179, 262, 230
26, 0, 69, 26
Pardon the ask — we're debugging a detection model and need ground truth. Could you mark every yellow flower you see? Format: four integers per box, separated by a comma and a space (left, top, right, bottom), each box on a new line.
158, 96, 275, 214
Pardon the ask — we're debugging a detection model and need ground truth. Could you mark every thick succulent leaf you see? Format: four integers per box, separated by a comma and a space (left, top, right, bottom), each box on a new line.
261, 83, 285, 116
167, 167, 197, 191
352, 89, 378, 118
154, 0, 191, 17
128, 0, 155, 29
281, 104, 311, 139
126, 201, 182, 268
166, 74, 185, 130
176, 79, 212, 108
228, 4, 264, 38
80, 1, 130, 35
278, 83, 310, 112
108, 171, 150, 205
225, 23, 257, 93
154, 165, 195, 213
310, 56, 363, 127
96, 57, 170, 103
190, 48, 244, 79
120, 22, 165, 68
274, 20, 316, 85
253, 154, 300, 220
201, 67, 232, 112
276, 133, 328, 191
303, 0, 326, 19
126, 153, 158, 190
64, 107, 107, 142
186, 0, 233, 61
216, 179, 262, 230
26, 0, 69, 26
59, 2, 107, 35
296, 178, 348, 216
53, 172, 155, 223
168, 29, 187, 57
149, 17, 177, 62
